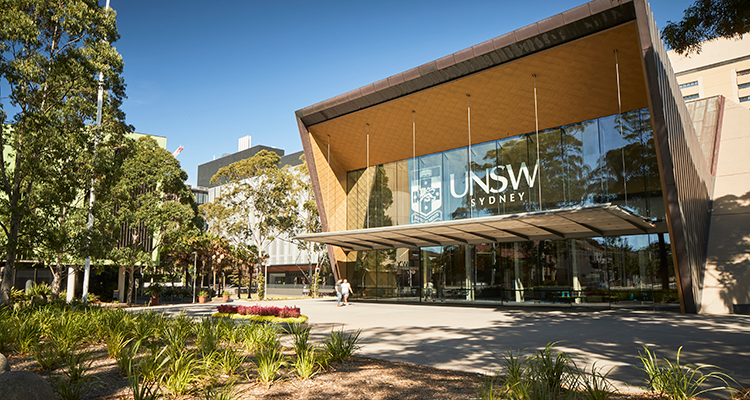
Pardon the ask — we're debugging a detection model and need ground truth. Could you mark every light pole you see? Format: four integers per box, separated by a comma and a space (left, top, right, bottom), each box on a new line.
192, 252, 197, 304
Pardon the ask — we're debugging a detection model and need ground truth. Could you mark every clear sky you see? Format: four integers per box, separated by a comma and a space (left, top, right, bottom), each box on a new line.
111, 0, 693, 186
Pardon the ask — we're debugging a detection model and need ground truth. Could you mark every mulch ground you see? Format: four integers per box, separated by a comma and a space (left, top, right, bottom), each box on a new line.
4, 344, 728, 400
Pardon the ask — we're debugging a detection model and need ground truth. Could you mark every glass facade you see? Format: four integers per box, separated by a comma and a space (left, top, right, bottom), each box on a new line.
343, 109, 678, 306
347, 108, 664, 228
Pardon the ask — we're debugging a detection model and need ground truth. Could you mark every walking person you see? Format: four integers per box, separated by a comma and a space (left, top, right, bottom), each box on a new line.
341, 279, 352, 306
335, 279, 343, 307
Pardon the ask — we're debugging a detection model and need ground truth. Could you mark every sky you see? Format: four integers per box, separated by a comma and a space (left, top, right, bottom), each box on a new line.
109, 0, 693, 186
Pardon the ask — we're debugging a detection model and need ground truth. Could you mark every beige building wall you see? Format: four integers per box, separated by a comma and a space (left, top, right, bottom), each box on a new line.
700, 99, 750, 314
668, 35, 750, 109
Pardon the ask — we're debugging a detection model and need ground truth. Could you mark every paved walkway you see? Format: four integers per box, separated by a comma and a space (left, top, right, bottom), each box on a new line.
135, 298, 750, 395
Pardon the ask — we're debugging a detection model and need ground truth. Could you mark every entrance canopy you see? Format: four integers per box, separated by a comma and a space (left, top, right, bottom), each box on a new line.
296, 204, 666, 251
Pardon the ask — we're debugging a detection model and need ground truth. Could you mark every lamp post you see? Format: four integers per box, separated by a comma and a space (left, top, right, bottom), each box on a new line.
191, 251, 197, 304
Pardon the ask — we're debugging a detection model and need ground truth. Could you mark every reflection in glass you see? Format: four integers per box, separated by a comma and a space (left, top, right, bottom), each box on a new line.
346, 108, 665, 226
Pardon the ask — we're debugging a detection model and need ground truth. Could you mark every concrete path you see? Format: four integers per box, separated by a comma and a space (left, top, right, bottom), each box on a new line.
135, 298, 750, 395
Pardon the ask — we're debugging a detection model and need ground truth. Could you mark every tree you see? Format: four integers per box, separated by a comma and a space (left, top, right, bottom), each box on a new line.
103, 136, 198, 305
289, 155, 329, 293
0, 1, 128, 304
204, 150, 296, 299
662, 0, 750, 55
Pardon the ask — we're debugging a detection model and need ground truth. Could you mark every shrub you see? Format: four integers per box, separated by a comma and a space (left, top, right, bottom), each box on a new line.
637, 346, 736, 400
216, 305, 238, 314
279, 306, 301, 318
323, 327, 361, 363
235, 305, 300, 318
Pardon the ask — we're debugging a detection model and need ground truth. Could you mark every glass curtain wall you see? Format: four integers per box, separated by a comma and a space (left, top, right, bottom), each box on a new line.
346, 108, 664, 227
343, 108, 676, 305
347, 233, 676, 305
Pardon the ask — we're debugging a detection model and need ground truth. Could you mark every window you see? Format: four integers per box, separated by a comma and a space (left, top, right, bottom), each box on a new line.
679, 81, 698, 89
683, 94, 699, 100
739, 82, 750, 90
740, 95, 750, 103
738, 69, 750, 77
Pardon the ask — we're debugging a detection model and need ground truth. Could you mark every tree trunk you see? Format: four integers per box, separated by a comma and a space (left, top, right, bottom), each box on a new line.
0, 215, 21, 305
49, 254, 66, 296
126, 266, 135, 305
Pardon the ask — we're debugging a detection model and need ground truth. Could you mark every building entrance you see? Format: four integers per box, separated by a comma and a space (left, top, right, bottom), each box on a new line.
347, 233, 677, 308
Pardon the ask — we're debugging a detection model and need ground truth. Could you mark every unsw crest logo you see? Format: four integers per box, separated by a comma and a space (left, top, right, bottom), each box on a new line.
411, 166, 442, 223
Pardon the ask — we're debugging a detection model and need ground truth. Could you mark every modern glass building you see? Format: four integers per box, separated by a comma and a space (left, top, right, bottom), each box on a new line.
295, 0, 727, 313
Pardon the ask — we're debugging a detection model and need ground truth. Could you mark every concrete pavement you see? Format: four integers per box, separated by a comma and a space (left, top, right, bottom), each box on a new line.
136, 298, 750, 395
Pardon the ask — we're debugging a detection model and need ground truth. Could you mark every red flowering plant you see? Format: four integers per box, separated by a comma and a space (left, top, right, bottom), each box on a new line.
215, 304, 304, 321
216, 305, 238, 314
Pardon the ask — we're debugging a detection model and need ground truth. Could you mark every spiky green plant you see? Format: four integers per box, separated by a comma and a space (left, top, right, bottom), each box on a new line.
323, 327, 361, 363
287, 323, 312, 355
51, 350, 97, 400
526, 341, 574, 399
576, 362, 615, 400
244, 323, 280, 354
203, 381, 238, 400
195, 317, 221, 355
126, 355, 161, 400
162, 350, 199, 396
33, 343, 62, 370
476, 372, 505, 400
216, 347, 245, 376
138, 345, 170, 384
292, 346, 320, 380
502, 349, 530, 400
106, 328, 133, 360
254, 347, 286, 387
15, 318, 41, 354
637, 346, 736, 400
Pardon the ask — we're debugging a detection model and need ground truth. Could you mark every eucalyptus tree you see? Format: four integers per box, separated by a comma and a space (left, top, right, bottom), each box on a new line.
103, 136, 199, 305
289, 155, 329, 288
0, 0, 129, 304
204, 150, 296, 298
663, 0, 750, 55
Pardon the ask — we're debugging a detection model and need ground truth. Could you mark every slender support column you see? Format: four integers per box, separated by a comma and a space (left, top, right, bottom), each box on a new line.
117, 266, 126, 303
570, 240, 582, 303
465, 245, 473, 301
514, 242, 524, 302
66, 267, 76, 302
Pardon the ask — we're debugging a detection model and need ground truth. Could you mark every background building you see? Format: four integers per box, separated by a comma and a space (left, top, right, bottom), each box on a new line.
668, 37, 750, 314
197, 137, 325, 295
295, 0, 750, 314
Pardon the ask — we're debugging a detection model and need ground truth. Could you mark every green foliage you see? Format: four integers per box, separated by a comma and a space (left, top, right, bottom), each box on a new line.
243, 323, 280, 354
215, 347, 245, 377
28, 282, 52, 297
0, 0, 129, 305
126, 356, 161, 400
476, 372, 504, 400
162, 351, 199, 396
286, 323, 312, 355
292, 346, 321, 380
194, 317, 221, 355
526, 341, 574, 398
576, 363, 615, 400
662, 0, 750, 55
637, 346, 736, 400
52, 350, 97, 400
254, 347, 286, 386
323, 327, 361, 363
203, 381, 238, 400
33, 343, 62, 370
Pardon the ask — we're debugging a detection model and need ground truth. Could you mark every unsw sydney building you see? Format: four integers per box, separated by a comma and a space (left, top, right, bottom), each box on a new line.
294, 0, 750, 314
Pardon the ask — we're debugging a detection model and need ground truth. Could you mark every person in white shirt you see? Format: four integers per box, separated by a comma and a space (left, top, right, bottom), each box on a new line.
341, 279, 352, 306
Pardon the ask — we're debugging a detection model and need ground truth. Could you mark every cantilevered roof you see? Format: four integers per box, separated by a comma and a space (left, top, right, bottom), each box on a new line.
295, 204, 666, 251
296, 0, 649, 173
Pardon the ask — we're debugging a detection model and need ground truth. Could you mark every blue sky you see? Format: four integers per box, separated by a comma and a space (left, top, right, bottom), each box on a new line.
111, 0, 693, 186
